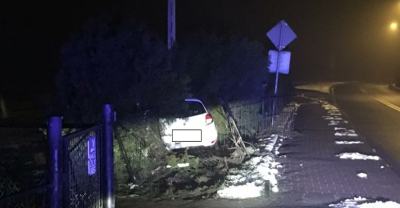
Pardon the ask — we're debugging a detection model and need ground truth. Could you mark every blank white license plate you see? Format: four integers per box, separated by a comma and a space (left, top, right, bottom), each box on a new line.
172, 129, 202, 142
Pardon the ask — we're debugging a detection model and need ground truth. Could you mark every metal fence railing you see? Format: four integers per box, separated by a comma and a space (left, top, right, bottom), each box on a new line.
0, 104, 115, 208
228, 96, 292, 138
0, 126, 48, 208
62, 126, 103, 208
46, 105, 115, 208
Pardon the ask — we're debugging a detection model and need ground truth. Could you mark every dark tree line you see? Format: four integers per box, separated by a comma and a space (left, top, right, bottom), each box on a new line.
52, 14, 270, 123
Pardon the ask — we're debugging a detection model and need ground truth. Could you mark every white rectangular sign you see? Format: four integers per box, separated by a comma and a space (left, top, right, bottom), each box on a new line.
268, 50, 291, 74
172, 129, 202, 142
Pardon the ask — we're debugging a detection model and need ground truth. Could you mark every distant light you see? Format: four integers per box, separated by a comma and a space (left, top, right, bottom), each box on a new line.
390, 22, 398, 30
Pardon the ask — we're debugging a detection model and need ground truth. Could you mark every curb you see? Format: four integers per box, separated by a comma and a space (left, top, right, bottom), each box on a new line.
388, 83, 400, 93
329, 83, 348, 117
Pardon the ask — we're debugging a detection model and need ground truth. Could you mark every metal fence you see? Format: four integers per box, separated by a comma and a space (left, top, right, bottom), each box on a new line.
0, 104, 115, 208
228, 95, 293, 138
62, 126, 103, 208
0, 126, 49, 208
47, 104, 115, 208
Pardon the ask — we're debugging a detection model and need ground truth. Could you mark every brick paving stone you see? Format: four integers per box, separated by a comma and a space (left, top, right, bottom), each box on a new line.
116, 94, 400, 208
274, 97, 400, 206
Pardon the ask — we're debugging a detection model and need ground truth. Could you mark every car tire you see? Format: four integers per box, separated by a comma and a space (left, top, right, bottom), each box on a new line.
213, 141, 220, 151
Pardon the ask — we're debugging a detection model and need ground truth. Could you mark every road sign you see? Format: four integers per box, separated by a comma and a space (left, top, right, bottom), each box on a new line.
268, 50, 291, 74
88, 137, 96, 176
266, 20, 297, 51
266, 20, 297, 94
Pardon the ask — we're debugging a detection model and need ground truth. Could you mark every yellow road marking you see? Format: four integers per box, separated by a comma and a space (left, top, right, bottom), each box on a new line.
359, 87, 400, 112
375, 97, 400, 112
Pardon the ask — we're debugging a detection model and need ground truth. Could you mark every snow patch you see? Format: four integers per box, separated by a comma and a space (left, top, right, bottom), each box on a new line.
336, 153, 380, 161
263, 134, 278, 152
217, 183, 263, 199
324, 116, 343, 121
256, 161, 279, 192
335, 141, 364, 145
329, 197, 367, 207
335, 132, 358, 137
326, 109, 342, 116
329, 197, 400, 208
322, 104, 339, 110
329, 121, 340, 126
226, 175, 246, 184
356, 201, 400, 208
217, 155, 280, 199
357, 172, 367, 179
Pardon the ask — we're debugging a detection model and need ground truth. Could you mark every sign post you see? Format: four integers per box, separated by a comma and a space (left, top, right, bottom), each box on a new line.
266, 20, 297, 94
274, 22, 283, 95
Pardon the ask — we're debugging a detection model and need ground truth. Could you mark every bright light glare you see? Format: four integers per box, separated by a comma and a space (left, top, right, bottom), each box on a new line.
390, 22, 398, 30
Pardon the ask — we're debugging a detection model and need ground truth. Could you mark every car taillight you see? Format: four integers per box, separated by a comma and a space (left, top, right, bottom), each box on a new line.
205, 114, 213, 125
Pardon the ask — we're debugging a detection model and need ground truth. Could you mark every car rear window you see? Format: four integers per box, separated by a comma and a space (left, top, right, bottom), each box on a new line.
184, 101, 206, 117
177, 101, 206, 118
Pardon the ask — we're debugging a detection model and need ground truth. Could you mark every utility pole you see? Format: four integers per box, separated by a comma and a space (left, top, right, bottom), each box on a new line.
0, 94, 7, 118
168, 0, 176, 50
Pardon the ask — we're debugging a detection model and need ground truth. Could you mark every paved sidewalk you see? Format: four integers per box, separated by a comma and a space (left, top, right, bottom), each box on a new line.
272, 94, 400, 206
116, 93, 400, 208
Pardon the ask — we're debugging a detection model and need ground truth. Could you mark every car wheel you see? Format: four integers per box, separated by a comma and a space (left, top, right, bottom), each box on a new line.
213, 141, 220, 151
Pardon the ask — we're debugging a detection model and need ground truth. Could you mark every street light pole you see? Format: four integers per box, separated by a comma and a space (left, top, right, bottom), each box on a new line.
168, 0, 176, 50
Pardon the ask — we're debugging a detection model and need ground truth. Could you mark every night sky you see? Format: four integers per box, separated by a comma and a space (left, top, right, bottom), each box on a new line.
2, 0, 400, 96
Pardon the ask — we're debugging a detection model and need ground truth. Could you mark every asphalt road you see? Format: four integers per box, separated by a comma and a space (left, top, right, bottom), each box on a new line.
332, 83, 400, 174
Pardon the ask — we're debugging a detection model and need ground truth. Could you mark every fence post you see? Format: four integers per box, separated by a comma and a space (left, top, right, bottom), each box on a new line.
47, 116, 62, 208
102, 104, 115, 208
261, 98, 265, 130
61, 129, 70, 208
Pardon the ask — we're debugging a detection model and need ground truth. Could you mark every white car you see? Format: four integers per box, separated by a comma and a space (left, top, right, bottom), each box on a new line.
159, 98, 218, 150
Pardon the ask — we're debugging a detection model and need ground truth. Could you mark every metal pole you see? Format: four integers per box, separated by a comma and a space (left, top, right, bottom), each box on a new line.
103, 104, 114, 208
274, 54, 280, 94
261, 98, 265, 130
274, 21, 284, 95
47, 116, 62, 208
167, 0, 176, 50
272, 98, 276, 127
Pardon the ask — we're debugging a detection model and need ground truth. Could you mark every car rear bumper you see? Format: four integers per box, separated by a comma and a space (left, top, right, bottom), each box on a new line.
163, 126, 218, 150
